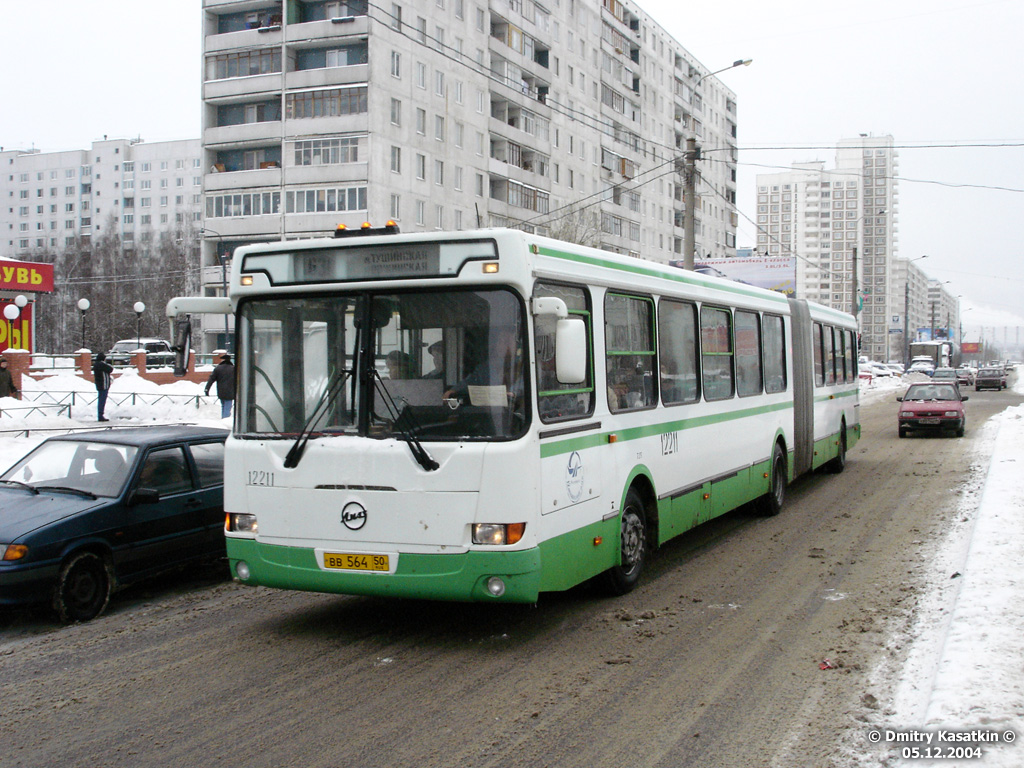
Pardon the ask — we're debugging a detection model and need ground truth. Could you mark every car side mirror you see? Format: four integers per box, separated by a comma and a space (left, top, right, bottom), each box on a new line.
961, 395, 969, 402
129, 487, 161, 506
896, 396, 903, 402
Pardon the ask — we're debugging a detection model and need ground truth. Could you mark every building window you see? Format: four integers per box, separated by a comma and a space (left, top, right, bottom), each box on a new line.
284, 186, 367, 214
286, 87, 368, 119
293, 137, 363, 166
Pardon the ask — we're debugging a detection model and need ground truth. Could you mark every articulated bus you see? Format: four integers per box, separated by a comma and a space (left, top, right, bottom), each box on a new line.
168, 227, 860, 603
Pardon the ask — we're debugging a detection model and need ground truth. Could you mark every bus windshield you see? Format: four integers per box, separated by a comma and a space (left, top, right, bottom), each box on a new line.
236, 288, 528, 441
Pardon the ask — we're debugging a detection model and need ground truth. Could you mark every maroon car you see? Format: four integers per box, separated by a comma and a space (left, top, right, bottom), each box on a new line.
897, 382, 968, 438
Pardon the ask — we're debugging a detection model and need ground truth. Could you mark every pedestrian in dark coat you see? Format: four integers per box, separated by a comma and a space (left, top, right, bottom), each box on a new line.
205, 354, 236, 418
92, 352, 113, 422
0, 357, 19, 399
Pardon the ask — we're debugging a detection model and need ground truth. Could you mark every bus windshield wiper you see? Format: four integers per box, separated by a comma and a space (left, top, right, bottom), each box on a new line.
0, 479, 39, 494
370, 369, 439, 472
284, 369, 352, 469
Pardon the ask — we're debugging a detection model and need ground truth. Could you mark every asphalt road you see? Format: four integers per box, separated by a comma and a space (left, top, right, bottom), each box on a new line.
2, 383, 1019, 768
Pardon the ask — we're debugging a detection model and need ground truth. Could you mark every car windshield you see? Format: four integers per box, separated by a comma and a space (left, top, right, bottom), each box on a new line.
905, 384, 958, 401
111, 341, 140, 352
236, 288, 527, 441
0, 440, 138, 498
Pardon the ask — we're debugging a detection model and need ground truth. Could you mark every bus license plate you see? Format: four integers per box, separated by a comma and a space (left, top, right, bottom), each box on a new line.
323, 553, 390, 572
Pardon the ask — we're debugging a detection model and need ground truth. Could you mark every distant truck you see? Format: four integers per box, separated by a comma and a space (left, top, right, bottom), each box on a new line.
909, 340, 958, 369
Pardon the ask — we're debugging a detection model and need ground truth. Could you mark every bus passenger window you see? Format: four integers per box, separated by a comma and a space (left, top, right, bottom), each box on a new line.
700, 306, 734, 401
604, 293, 656, 412
735, 310, 762, 397
763, 315, 787, 393
658, 299, 699, 405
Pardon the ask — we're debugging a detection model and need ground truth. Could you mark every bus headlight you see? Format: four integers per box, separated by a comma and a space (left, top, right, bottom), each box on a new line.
472, 523, 525, 545
226, 513, 258, 534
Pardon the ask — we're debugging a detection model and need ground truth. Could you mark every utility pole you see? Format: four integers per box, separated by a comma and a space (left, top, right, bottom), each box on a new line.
683, 137, 700, 270
903, 280, 910, 367
850, 246, 859, 321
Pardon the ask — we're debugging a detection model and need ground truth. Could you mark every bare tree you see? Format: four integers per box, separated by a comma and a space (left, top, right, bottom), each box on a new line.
543, 204, 602, 249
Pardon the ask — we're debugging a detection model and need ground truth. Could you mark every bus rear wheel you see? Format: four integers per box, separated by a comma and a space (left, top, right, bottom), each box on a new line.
756, 444, 787, 517
827, 424, 847, 473
602, 488, 647, 596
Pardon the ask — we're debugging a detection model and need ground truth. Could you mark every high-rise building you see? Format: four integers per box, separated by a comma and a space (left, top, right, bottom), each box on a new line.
755, 135, 902, 361
199, 0, 741, 348
1, 138, 202, 259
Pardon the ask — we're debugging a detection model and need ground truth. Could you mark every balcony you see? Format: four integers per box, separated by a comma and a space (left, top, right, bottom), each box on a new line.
285, 16, 369, 42
204, 121, 282, 147
205, 26, 282, 54
205, 166, 282, 191
285, 64, 368, 91
204, 72, 283, 100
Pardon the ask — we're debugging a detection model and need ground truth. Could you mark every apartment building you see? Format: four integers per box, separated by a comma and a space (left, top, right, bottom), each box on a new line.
755, 135, 904, 361
199, 0, 741, 346
1, 138, 202, 259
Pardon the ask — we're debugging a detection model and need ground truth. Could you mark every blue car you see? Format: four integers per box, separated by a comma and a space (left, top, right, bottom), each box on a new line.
0, 426, 228, 622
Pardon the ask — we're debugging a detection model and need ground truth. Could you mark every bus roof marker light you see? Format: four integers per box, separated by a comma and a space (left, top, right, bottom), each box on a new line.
593, 536, 603, 547
608, 434, 618, 443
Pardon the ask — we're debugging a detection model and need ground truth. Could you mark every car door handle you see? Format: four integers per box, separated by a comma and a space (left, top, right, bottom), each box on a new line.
185, 498, 203, 508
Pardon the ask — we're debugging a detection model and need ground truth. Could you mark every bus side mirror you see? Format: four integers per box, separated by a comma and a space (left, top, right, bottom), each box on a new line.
172, 317, 192, 378
555, 318, 587, 384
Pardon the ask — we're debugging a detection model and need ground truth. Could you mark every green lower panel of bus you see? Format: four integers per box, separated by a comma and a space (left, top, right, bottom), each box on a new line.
226, 518, 618, 603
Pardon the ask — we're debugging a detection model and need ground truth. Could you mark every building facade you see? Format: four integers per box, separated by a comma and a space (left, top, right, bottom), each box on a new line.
755, 135, 907, 361
1, 138, 202, 259
199, 0, 741, 348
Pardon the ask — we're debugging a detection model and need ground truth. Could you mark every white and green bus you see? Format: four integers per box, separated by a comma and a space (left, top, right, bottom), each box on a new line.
169, 227, 859, 602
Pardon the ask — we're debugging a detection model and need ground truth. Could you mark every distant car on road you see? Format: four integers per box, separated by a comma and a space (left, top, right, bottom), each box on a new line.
955, 366, 975, 386
107, 338, 175, 368
907, 360, 935, 376
897, 382, 968, 438
975, 366, 1007, 391
931, 367, 958, 385
0, 426, 228, 622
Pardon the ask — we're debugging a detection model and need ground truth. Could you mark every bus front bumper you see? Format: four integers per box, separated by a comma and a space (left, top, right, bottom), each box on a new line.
226, 538, 543, 603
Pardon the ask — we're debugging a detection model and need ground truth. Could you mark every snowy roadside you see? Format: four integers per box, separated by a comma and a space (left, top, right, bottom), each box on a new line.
856, 374, 1024, 767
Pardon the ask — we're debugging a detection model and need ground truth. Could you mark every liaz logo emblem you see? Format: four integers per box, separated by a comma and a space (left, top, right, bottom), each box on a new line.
566, 451, 584, 503
341, 501, 368, 531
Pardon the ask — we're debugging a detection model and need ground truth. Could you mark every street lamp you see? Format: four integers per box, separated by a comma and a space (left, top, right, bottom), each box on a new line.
683, 59, 752, 270
200, 227, 230, 352
133, 301, 146, 350
77, 298, 90, 350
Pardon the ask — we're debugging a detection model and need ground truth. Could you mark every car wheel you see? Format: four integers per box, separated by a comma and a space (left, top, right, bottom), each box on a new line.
53, 551, 113, 623
602, 488, 647, 596
898, 426, 907, 438
756, 443, 787, 517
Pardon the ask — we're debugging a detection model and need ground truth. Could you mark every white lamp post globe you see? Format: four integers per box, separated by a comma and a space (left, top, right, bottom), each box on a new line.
77, 298, 91, 312
133, 301, 146, 314
3, 304, 19, 321
14, 295, 28, 308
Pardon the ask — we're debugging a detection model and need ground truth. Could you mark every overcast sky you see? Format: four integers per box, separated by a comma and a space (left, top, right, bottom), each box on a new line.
3, 0, 1022, 345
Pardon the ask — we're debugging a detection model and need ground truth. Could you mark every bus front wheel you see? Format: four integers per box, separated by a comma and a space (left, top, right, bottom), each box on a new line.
602, 488, 647, 596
